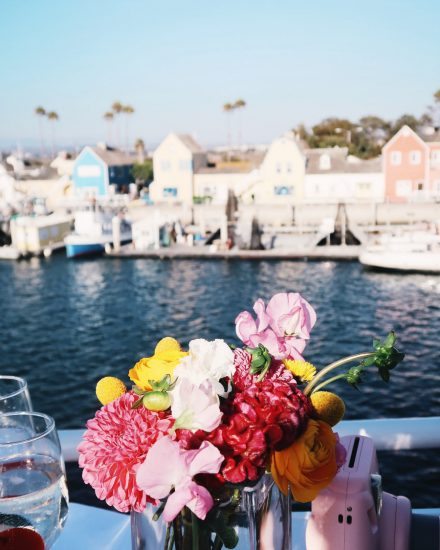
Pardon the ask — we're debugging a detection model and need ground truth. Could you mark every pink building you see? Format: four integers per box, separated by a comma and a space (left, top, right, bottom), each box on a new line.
382, 125, 440, 202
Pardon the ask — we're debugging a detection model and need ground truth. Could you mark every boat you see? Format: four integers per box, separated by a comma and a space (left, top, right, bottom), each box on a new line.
64, 210, 132, 258
0, 245, 21, 260
359, 229, 440, 273
9, 214, 73, 257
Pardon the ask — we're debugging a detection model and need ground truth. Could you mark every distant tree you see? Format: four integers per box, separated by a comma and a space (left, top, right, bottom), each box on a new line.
35, 106, 46, 157
294, 123, 310, 141
430, 88, 440, 129
223, 102, 234, 156
46, 111, 59, 158
390, 114, 421, 135
112, 101, 124, 147
233, 99, 246, 148
131, 159, 153, 186
122, 105, 135, 152
134, 138, 145, 163
103, 111, 114, 144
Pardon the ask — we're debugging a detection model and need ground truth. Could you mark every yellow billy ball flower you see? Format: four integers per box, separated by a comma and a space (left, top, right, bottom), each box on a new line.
283, 360, 317, 383
310, 391, 345, 427
96, 377, 127, 406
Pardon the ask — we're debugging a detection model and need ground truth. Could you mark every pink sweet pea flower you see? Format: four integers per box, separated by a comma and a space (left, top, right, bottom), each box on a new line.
266, 292, 316, 341
235, 293, 316, 360
136, 437, 223, 522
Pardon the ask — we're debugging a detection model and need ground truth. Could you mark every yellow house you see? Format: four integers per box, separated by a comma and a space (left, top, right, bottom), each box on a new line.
242, 133, 306, 204
150, 133, 206, 205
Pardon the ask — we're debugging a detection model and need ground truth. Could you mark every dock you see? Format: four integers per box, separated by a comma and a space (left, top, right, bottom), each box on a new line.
106, 244, 361, 261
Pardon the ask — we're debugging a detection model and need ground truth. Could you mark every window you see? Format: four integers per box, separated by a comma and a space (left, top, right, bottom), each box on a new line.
274, 185, 294, 196
396, 180, 411, 197
77, 165, 101, 177
357, 182, 371, 191
431, 151, 440, 164
409, 151, 421, 165
286, 162, 292, 173
161, 160, 171, 171
391, 151, 402, 165
319, 154, 331, 170
417, 182, 424, 191
435, 180, 440, 194
163, 187, 177, 198
179, 159, 192, 171
276, 162, 282, 173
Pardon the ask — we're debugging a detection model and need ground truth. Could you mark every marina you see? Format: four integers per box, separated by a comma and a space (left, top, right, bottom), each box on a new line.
1, 3, 440, 546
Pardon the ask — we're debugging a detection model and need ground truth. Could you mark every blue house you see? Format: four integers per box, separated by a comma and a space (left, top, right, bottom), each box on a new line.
72, 145, 134, 198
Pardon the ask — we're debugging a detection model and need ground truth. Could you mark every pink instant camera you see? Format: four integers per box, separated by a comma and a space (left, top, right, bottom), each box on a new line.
306, 435, 412, 550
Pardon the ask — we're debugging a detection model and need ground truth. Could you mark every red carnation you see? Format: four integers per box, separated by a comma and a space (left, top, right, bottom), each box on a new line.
233, 348, 294, 391
206, 379, 311, 484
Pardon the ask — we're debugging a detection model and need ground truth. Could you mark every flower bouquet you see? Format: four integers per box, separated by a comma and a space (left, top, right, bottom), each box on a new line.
78, 292, 404, 550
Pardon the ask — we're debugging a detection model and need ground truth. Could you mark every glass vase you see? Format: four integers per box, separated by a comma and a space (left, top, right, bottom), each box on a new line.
131, 474, 291, 550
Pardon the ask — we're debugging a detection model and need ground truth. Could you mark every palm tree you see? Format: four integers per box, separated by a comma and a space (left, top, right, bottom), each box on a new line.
103, 111, 114, 145
122, 105, 135, 152
35, 106, 46, 158
223, 103, 234, 158
46, 111, 59, 158
135, 138, 145, 163
112, 101, 123, 148
233, 99, 246, 149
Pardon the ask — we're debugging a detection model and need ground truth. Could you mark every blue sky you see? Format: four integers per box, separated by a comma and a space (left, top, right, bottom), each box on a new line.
1, 0, 439, 151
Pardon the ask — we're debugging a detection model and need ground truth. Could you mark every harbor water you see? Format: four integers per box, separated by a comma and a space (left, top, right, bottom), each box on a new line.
0, 256, 439, 508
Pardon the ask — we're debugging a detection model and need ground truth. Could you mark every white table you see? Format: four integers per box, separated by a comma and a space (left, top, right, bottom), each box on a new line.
54, 503, 439, 549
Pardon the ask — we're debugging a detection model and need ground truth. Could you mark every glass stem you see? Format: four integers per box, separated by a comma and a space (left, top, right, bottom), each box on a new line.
304, 352, 374, 395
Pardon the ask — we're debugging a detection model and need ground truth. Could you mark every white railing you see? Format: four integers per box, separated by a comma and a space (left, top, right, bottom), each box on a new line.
59, 416, 440, 463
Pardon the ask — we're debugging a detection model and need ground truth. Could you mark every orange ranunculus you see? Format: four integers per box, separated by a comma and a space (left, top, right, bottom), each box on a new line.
271, 419, 338, 502
128, 337, 188, 391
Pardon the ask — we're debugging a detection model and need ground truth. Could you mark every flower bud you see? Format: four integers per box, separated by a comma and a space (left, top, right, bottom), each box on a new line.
142, 391, 171, 412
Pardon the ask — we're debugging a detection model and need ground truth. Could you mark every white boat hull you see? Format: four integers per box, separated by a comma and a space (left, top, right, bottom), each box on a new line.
360, 248, 440, 273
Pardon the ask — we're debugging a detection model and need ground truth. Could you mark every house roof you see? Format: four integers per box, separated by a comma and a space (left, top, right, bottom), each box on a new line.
91, 147, 134, 166
175, 134, 204, 154
305, 148, 382, 174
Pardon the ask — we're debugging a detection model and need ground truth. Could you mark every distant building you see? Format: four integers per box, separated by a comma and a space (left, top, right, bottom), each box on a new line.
150, 133, 207, 205
241, 134, 305, 205
72, 144, 134, 198
304, 148, 384, 204
382, 125, 440, 202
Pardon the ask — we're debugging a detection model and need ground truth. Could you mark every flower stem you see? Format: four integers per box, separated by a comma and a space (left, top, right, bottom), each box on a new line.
304, 352, 374, 396
310, 373, 347, 394
191, 512, 199, 550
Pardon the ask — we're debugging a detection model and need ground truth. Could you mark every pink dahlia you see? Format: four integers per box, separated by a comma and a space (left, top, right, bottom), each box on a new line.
206, 379, 311, 484
233, 348, 294, 392
78, 392, 172, 513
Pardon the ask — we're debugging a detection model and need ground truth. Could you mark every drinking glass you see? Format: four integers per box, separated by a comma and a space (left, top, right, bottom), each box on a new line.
0, 375, 33, 413
0, 412, 69, 548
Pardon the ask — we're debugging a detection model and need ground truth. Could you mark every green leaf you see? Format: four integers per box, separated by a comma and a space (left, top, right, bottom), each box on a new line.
131, 396, 144, 409
378, 367, 390, 382
361, 356, 376, 367
132, 386, 145, 396
384, 332, 396, 349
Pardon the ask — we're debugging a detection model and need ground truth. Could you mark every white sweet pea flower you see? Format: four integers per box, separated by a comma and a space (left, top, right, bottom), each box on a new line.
173, 339, 235, 397
170, 378, 222, 433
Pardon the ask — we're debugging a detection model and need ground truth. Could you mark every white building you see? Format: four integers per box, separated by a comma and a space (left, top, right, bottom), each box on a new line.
304, 148, 384, 204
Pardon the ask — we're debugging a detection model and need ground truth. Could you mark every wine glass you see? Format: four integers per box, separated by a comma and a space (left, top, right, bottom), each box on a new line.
0, 375, 33, 413
0, 412, 69, 548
